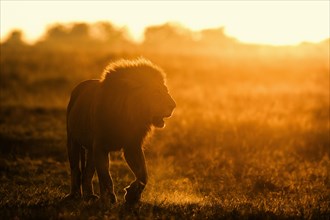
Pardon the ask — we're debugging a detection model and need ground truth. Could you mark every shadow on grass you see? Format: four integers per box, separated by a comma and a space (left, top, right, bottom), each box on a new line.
0, 106, 67, 161
0, 199, 285, 220
0, 137, 66, 161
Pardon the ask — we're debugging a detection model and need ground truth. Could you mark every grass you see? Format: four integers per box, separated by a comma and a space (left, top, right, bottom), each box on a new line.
0, 41, 329, 219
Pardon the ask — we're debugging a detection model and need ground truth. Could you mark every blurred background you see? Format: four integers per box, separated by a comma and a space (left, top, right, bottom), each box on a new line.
0, 1, 329, 219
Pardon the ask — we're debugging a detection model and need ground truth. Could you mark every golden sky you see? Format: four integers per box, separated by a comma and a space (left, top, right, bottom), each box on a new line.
1, 1, 329, 45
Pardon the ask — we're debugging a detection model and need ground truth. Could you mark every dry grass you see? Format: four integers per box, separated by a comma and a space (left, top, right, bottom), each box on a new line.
0, 42, 329, 219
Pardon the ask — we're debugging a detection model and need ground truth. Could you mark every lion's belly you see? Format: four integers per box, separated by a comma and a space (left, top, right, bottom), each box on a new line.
68, 110, 125, 152
90, 121, 123, 151
67, 81, 124, 151
68, 106, 94, 148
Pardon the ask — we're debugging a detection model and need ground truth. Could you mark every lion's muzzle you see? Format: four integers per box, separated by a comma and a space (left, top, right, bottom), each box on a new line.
152, 95, 176, 128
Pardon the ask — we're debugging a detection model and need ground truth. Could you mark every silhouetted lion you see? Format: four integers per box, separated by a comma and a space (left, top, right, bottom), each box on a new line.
64, 58, 176, 205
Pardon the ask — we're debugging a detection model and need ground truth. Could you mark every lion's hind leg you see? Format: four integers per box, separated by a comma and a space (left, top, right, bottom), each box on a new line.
82, 148, 99, 202
63, 136, 82, 201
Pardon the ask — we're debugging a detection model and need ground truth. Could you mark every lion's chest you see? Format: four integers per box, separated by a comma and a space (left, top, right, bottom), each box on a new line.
92, 120, 131, 150
93, 112, 148, 151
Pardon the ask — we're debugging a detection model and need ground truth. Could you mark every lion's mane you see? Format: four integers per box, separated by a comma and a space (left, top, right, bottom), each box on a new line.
93, 58, 167, 146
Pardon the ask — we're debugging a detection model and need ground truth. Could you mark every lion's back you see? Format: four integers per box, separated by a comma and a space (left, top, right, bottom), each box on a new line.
67, 79, 100, 147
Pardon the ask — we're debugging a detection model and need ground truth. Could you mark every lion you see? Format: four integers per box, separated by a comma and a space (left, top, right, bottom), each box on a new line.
64, 58, 176, 205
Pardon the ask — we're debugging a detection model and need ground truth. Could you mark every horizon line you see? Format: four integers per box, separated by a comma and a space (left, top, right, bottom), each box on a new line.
1, 21, 329, 47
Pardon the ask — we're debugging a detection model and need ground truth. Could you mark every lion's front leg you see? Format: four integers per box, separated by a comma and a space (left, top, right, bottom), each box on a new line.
123, 146, 148, 204
94, 144, 117, 205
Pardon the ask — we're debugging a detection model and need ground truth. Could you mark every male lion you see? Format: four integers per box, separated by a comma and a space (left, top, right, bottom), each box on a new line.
64, 58, 176, 205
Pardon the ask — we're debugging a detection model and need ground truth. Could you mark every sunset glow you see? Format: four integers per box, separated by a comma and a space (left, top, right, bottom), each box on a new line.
1, 0, 329, 218
1, 1, 329, 45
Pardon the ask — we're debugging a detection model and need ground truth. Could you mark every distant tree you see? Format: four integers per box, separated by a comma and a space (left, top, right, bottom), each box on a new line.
2, 30, 27, 47
142, 24, 238, 55
69, 23, 91, 44
94, 22, 124, 41
37, 23, 94, 50
44, 24, 68, 41
92, 22, 136, 52
70, 23, 89, 38
199, 27, 237, 48
36, 22, 135, 53
143, 23, 194, 54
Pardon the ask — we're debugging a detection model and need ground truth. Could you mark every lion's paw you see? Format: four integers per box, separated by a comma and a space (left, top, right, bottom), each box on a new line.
83, 194, 99, 203
100, 192, 117, 207
124, 181, 145, 205
109, 193, 117, 204
60, 192, 82, 205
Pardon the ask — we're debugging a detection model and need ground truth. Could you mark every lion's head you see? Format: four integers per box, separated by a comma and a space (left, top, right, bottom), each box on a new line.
100, 58, 176, 129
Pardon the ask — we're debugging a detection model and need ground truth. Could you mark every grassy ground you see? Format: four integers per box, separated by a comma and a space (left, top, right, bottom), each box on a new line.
0, 45, 329, 219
